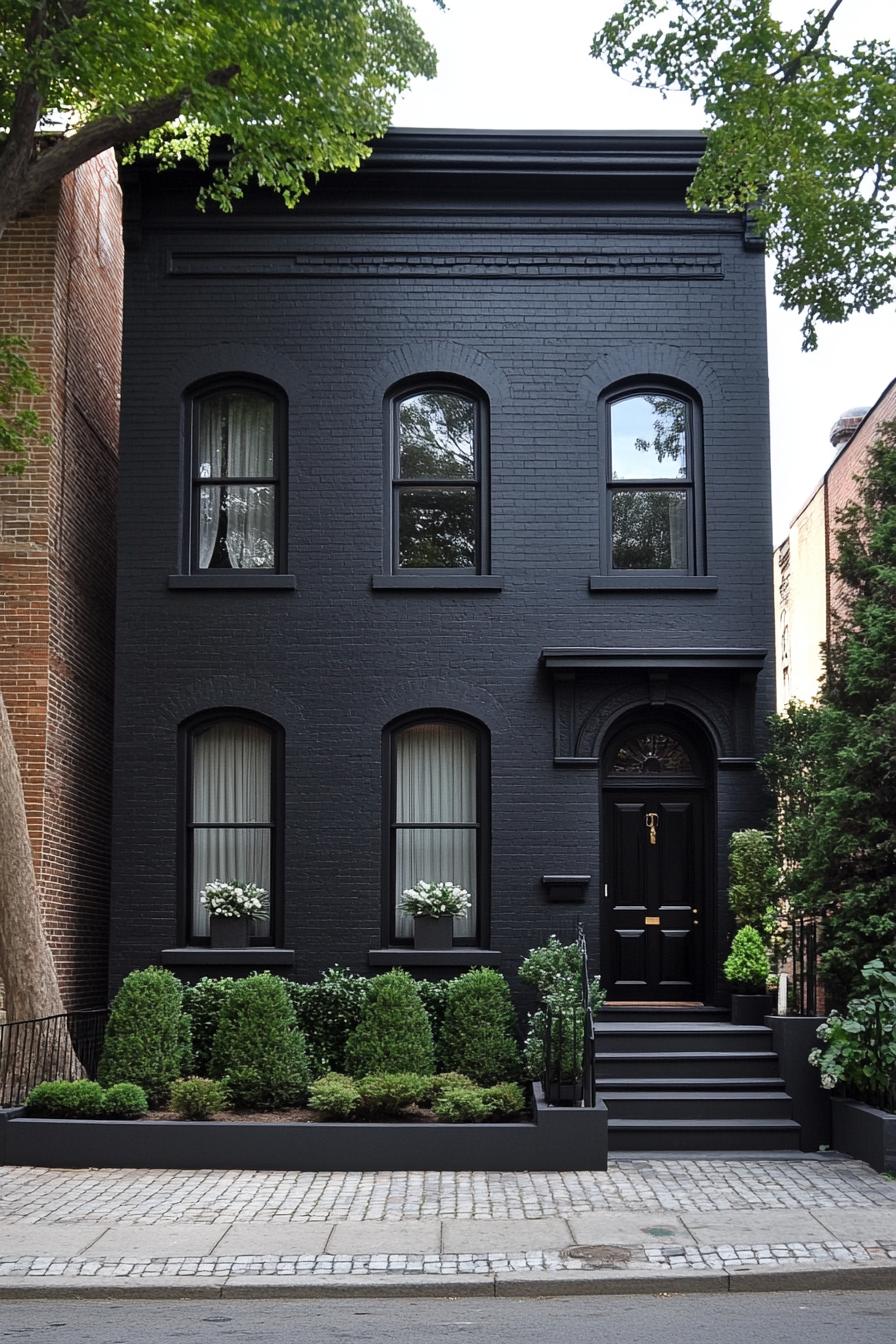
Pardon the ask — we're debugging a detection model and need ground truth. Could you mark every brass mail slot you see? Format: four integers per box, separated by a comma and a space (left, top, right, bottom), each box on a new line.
644, 916, 660, 926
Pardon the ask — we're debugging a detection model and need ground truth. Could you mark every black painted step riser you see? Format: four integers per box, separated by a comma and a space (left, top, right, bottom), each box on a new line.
600, 1096, 794, 1121
598, 1077, 787, 1092
599, 1010, 729, 1023
609, 1130, 802, 1152
595, 1054, 781, 1079
595, 1030, 772, 1053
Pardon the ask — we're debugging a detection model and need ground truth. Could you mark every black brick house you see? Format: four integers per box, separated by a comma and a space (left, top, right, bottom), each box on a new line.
111, 129, 773, 1007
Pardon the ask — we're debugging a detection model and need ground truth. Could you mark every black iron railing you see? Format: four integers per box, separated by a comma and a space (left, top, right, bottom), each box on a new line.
791, 913, 819, 1016
541, 924, 596, 1108
0, 1009, 108, 1107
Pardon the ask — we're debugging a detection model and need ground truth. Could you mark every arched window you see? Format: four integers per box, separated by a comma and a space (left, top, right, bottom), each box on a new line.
387, 381, 489, 573
604, 722, 704, 783
386, 715, 488, 944
603, 384, 703, 574
187, 379, 284, 572
183, 714, 280, 943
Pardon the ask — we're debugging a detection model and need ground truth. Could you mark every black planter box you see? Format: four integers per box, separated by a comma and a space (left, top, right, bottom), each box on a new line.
764, 1014, 831, 1152
831, 1096, 896, 1173
731, 992, 776, 1024
412, 915, 454, 950
541, 875, 590, 904
209, 916, 249, 949
0, 1087, 608, 1172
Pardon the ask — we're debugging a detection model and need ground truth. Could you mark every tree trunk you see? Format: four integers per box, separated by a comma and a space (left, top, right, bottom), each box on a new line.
0, 689, 66, 1022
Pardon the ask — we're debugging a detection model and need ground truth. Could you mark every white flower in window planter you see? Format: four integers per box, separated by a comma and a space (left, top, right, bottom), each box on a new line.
200, 880, 268, 948
400, 881, 471, 951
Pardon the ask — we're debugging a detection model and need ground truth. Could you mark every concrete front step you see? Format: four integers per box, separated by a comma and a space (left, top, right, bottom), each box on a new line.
599, 1090, 795, 1121
595, 1051, 782, 1079
607, 1118, 802, 1152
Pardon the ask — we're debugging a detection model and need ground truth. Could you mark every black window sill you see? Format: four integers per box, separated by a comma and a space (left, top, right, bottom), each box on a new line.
160, 948, 296, 966
167, 574, 297, 590
589, 575, 719, 592
367, 948, 501, 967
370, 575, 504, 591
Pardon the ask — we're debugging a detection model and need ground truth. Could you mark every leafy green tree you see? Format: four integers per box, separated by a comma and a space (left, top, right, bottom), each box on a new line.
592, 1, 896, 349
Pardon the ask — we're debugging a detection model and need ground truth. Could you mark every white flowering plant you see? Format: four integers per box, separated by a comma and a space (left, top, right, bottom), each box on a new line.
400, 880, 471, 920
808, 960, 896, 1109
200, 880, 267, 920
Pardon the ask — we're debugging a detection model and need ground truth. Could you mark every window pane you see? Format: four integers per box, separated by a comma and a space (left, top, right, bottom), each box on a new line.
612, 488, 689, 570
397, 487, 476, 569
610, 395, 688, 480
399, 392, 475, 480
395, 827, 476, 940
198, 484, 275, 570
396, 723, 477, 824
192, 827, 270, 936
609, 731, 695, 776
192, 721, 271, 824
197, 391, 275, 479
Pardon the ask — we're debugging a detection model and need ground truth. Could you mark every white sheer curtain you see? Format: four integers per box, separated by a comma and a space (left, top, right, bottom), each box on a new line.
394, 722, 477, 939
197, 391, 276, 570
191, 720, 272, 936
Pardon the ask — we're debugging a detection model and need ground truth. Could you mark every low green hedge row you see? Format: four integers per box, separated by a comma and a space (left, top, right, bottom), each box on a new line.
26, 1079, 148, 1118
307, 1071, 527, 1124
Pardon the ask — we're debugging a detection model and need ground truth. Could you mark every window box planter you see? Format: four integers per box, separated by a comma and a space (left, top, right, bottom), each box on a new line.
209, 916, 250, 949
730, 992, 776, 1025
831, 1096, 896, 1174
413, 915, 454, 950
0, 1087, 608, 1172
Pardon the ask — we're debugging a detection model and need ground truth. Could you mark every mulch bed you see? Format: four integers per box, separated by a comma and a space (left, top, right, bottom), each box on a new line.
144, 1106, 443, 1124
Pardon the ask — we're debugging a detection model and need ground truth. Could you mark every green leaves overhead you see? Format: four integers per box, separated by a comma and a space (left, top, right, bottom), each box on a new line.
592, 2, 896, 348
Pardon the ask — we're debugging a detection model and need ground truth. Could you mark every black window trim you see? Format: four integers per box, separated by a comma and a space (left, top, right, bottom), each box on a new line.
600, 379, 705, 578
383, 376, 491, 577
381, 710, 491, 948
183, 374, 288, 577
178, 708, 284, 947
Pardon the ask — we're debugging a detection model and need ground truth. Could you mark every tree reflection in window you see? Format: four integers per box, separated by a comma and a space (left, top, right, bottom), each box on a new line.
607, 390, 695, 572
393, 388, 481, 570
607, 731, 695, 776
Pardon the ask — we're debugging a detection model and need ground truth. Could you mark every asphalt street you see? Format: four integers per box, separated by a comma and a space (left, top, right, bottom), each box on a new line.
3, 1291, 896, 1343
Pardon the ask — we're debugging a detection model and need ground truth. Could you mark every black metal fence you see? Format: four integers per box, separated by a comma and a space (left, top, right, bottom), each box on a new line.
791, 914, 819, 1016
541, 925, 596, 1108
0, 1010, 108, 1107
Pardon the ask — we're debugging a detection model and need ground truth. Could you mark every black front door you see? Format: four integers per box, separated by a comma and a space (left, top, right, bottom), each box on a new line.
602, 790, 704, 1000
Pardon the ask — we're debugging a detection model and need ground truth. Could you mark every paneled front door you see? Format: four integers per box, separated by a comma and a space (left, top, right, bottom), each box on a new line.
602, 791, 704, 1000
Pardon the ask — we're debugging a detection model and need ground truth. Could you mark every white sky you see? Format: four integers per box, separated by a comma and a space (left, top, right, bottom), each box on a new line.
393, 0, 896, 539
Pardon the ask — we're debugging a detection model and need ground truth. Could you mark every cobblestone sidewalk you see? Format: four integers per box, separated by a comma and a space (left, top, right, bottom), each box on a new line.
2, 1159, 896, 1295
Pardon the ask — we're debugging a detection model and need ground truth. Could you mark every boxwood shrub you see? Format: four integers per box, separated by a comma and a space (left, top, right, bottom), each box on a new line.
211, 973, 309, 1109
100, 1083, 149, 1118
25, 1079, 106, 1117
437, 969, 521, 1084
98, 966, 191, 1106
344, 970, 434, 1076
182, 977, 236, 1075
286, 967, 370, 1076
169, 1076, 228, 1120
308, 1073, 362, 1120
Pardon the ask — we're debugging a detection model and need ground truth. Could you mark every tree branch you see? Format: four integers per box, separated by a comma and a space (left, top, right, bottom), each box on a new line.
777, 0, 847, 85
3, 65, 239, 223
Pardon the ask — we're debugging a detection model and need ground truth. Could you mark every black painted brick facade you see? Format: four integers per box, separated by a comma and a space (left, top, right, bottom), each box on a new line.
110, 131, 773, 1001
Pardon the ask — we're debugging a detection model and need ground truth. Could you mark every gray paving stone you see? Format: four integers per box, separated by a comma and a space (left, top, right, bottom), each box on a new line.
0, 1224, 110, 1258
212, 1224, 331, 1256
567, 1212, 695, 1247
325, 1220, 442, 1255
813, 1208, 896, 1241
87, 1225, 227, 1260
441, 1218, 570, 1253
682, 1210, 829, 1245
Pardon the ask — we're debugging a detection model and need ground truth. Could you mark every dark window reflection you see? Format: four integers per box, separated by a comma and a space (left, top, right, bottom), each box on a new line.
398, 488, 476, 569
611, 489, 688, 570
394, 388, 481, 570
399, 393, 475, 479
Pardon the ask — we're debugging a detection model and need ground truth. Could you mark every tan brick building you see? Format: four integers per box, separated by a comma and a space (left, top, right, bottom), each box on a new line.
0, 152, 122, 1010
775, 377, 896, 707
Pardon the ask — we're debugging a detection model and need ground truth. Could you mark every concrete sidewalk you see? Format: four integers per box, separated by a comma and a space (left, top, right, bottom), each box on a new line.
2, 1158, 896, 1298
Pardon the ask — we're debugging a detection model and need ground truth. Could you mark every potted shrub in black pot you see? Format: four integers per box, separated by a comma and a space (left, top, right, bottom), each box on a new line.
399, 880, 471, 950
200, 879, 268, 948
724, 926, 775, 1024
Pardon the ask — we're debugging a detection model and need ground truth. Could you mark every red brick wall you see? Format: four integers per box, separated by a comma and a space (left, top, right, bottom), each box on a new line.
826, 381, 896, 639
0, 153, 121, 1010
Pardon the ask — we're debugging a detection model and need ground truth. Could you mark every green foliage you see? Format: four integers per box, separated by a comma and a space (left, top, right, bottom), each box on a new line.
809, 960, 896, 1110
762, 423, 896, 1006
355, 1072, 429, 1116
592, 2, 896, 349
728, 830, 778, 944
522, 1007, 584, 1084
0, 334, 47, 475
415, 978, 449, 1041
432, 1085, 490, 1123
480, 1082, 527, 1118
0, 4, 438, 224
169, 1076, 228, 1120
211, 973, 309, 1109
181, 977, 237, 1075
98, 966, 190, 1106
25, 1079, 105, 1117
437, 969, 521, 1084
308, 1073, 362, 1120
286, 967, 371, 1076
101, 1083, 149, 1118
519, 935, 584, 1000
344, 970, 434, 1077
723, 926, 770, 993
424, 1071, 474, 1103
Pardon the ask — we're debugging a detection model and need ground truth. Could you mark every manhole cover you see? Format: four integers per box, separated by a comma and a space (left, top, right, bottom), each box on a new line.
562, 1244, 633, 1266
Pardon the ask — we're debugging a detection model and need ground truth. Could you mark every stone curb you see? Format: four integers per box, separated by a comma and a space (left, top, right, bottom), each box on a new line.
1, 1261, 896, 1299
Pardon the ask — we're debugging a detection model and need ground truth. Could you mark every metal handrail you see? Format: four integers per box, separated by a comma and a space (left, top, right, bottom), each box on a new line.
0, 1009, 108, 1106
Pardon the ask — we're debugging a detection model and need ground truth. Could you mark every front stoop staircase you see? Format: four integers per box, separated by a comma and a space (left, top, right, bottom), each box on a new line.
595, 1008, 802, 1152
